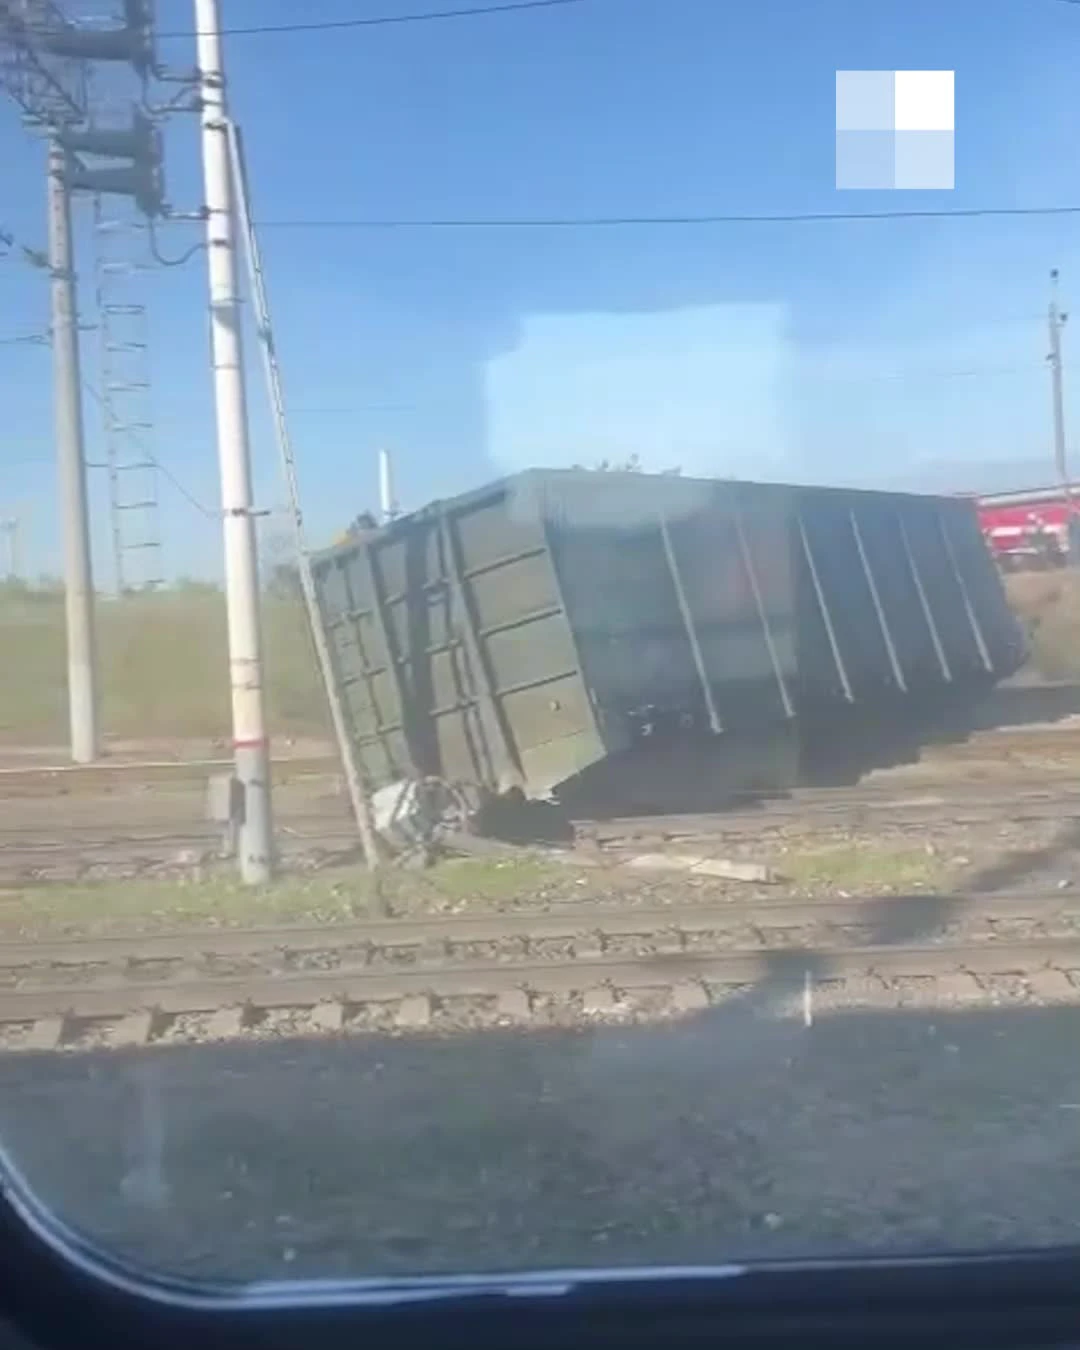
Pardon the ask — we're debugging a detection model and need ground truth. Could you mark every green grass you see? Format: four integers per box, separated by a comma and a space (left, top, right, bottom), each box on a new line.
0, 855, 576, 938
408, 855, 570, 902
780, 843, 950, 892
0, 584, 327, 744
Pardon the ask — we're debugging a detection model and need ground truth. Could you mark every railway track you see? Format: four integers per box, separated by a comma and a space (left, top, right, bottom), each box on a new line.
574, 783, 1080, 846
0, 816, 355, 878
3, 890, 1080, 1050
3, 779, 1080, 884
0, 755, 339, 798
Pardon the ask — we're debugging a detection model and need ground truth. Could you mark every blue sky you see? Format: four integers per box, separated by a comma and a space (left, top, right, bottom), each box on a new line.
3, 0, 1080, 581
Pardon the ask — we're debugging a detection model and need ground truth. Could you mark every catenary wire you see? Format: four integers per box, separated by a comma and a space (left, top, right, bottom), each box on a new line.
156, 0, 591, 39
250, 204, 1080, 228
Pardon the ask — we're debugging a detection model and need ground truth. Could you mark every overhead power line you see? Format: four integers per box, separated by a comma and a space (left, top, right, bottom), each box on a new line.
821, 361, 1051, 385
157, 0, 589, 39
0, 222, 49, 269
80, 381, 216, 519
0, 360, 1067, 473
141, 457, 215, 518
153, 0, 1080, 38
278, 363, 1080, 394
253, 203, 1080, 229
0, 332, 212, 516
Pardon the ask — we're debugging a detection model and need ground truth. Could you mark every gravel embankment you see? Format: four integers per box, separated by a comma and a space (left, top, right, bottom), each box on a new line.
1, 994, 1079, 1281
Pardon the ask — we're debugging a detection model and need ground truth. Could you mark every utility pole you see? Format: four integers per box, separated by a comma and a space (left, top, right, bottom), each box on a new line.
2, 0, 159, 756
1049, 270, 1069, 487
227, 119, 382, 871
195, 0, 273, 883
0, 515, 19, 579
47, 137, 99, 763
378, 447, 399, 523
1048, 269, 1077, 564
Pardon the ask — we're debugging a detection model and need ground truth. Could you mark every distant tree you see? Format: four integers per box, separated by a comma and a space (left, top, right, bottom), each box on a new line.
266, 562, 301, 601
26, 575, 64, 603
0, 577, 65, 608
171, 576, 220, 596
260, 531, 302, 600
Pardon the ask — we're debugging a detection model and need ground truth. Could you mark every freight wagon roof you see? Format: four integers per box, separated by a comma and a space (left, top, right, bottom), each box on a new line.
319, 469, 966, 559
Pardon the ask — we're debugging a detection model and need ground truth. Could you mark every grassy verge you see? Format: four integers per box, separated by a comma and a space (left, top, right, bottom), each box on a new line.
0, 583, 326, 745
779, 843, 952, 893
1004, 570, 1080, 681
0, 855, 584, 939
0, 838, 966, 941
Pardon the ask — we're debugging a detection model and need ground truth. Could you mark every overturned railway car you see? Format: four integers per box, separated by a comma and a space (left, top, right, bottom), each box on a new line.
311, 471, 1026, 811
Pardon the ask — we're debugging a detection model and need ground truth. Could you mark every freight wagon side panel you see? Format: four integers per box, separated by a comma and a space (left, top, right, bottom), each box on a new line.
939, 498, 1027, 676
368, 512, 494, 790
544, 489, 706, 753
889, 496, 990, 685
795, 491, 912, 705
536, 473, 796, 750
446, 480, 604, 796
313, 484, 605, 797
309, 544, 410, 788
795, 488, 1025, 711
845, 494, 949, 694
709, 483, 798, 727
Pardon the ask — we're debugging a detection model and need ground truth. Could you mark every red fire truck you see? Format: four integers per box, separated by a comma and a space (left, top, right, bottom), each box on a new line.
975, 484, 1080, 571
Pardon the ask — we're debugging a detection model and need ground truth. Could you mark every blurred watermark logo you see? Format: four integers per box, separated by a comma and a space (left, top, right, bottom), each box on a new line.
836, 70, 954, 190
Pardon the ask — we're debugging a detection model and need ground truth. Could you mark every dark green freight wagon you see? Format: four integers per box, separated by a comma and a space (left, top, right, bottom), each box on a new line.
311, 471, 1025, 809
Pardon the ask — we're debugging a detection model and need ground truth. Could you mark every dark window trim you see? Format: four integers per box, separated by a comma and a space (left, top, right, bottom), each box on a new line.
3, 1158, 1080, 1350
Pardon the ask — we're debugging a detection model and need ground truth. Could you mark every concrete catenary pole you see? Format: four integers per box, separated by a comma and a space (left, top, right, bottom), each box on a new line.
1, 516, 19, 579
47, 138, 98, 764
225, 118, 383, 872
195, 0, 273, 882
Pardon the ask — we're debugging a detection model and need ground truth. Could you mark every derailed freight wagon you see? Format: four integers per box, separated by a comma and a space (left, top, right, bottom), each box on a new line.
311, 471, 1025, 812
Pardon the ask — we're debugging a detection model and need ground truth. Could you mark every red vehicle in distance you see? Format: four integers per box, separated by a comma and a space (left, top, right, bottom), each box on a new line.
974, 484, 1080, 571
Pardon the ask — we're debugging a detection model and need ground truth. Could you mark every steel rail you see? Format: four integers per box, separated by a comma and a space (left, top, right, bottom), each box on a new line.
3, 888, 1079, 970
2, 936, 1079, 1026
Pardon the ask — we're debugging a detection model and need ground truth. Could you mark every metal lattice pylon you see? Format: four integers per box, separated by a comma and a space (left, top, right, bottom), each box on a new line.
0, 0, 88, 125
92, 191, 163, 592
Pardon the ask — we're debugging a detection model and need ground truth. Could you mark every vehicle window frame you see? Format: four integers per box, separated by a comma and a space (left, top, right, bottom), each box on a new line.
2, 1154, 1080, 1350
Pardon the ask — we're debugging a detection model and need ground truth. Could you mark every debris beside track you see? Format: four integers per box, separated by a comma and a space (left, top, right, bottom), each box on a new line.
3, 805, 1078, 941
619, 853, 778, 883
